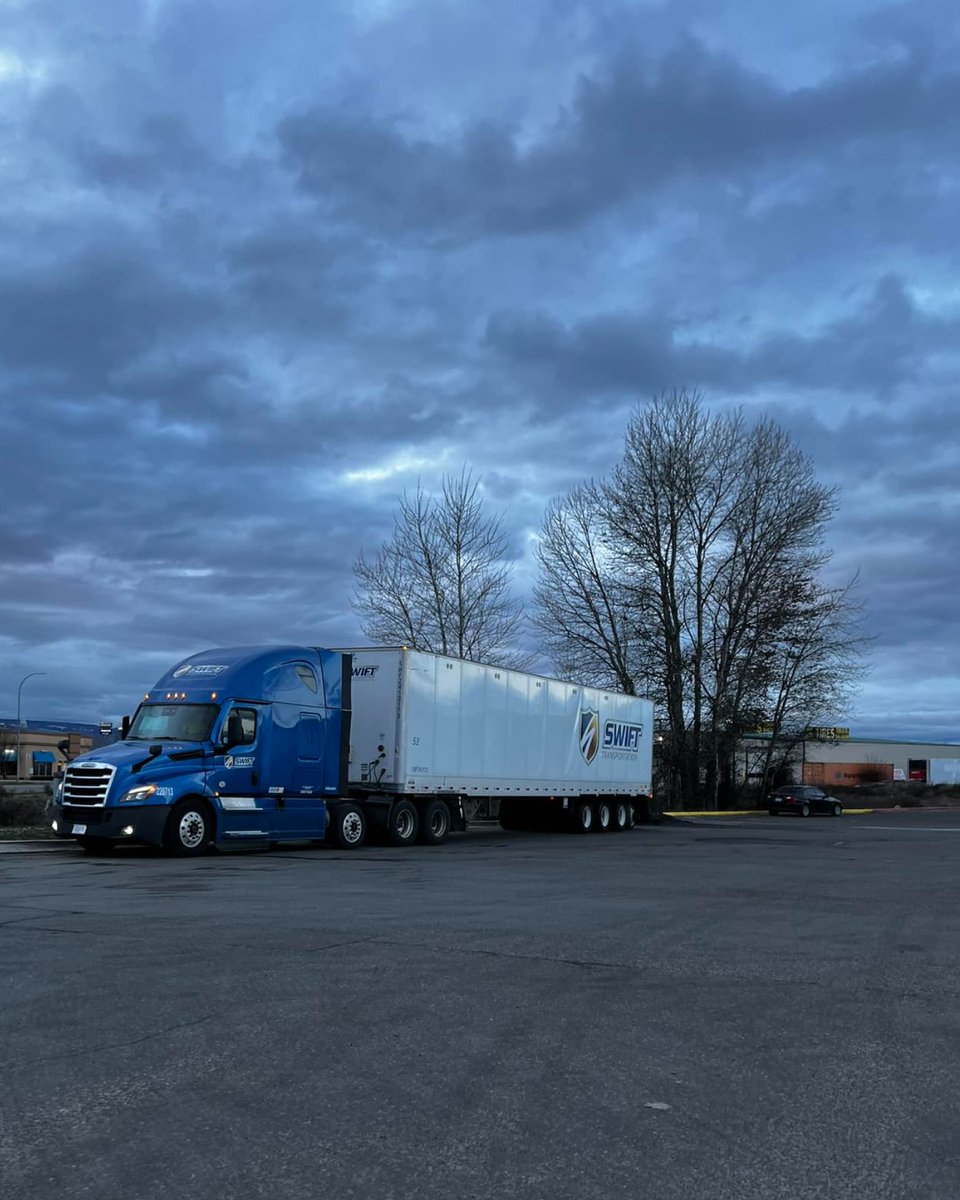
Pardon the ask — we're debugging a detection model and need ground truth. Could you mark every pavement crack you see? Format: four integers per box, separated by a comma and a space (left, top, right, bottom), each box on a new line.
306, 936, 377, 954
374, 937, 623, 972
3, 1016, 217, 1073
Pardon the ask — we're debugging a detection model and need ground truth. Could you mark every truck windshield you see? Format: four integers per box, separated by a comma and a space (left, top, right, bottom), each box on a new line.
127, 704, 219, 743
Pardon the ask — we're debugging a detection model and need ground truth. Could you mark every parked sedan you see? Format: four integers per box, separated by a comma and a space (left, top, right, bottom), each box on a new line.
767, 785, 843, 818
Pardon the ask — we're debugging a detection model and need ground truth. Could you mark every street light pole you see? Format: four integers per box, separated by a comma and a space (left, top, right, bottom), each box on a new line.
15, 672, 46, 782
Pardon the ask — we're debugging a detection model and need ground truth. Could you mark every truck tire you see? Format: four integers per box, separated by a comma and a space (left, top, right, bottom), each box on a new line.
595, 800, 612, 831
612, 800, 630, 831
332, 803, 366, 848
575, 801, 594, 834
386, 800, 418, 847
164, 799, 214, 856
419, 799, 450, 845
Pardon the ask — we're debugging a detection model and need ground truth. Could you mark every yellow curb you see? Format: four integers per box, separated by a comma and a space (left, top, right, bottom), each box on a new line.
664, 810, 754, 817
665, 808, 875, 817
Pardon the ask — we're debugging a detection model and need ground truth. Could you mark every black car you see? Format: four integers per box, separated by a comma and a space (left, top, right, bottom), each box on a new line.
767, 785, 843, 818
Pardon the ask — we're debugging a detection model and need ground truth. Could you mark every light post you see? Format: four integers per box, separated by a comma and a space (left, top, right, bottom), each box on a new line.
15, 672, 46, 782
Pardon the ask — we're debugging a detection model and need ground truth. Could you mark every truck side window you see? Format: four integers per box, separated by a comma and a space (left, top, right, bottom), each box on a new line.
265, 662, 320, 698
225, 708, 257, 747
295, 665, 319, 694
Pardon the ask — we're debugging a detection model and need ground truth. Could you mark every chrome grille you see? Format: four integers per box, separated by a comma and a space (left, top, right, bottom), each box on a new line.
62, 762, 115, 806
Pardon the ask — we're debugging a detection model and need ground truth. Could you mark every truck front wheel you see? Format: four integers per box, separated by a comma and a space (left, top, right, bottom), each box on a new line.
164, 799, 214, 857
419, 799, 450, 845
332, 803, 366, 849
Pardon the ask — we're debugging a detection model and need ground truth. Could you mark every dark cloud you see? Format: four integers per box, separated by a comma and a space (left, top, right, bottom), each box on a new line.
0, 0, 958, 744
485, 275, 959, 407
277, 38, 960, 239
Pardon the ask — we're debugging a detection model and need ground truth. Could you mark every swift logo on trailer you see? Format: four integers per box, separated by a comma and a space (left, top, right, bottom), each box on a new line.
602, 721, 644, 752
579, 709, 599, 764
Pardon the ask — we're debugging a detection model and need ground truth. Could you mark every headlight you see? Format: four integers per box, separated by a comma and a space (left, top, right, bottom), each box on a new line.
118, 784, 159, 804
54, 777, 64, 802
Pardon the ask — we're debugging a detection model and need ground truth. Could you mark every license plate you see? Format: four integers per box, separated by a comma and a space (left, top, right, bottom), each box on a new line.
71, 824, 87, 835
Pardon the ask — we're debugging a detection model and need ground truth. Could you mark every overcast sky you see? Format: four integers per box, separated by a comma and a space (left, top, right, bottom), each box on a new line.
2, 0, 957, 741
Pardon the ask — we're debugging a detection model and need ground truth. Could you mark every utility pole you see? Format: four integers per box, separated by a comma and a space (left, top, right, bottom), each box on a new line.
15, 672, 46, 782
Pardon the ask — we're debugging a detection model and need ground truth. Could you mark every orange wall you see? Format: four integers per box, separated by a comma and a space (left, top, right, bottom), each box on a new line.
803, 761, 893, 786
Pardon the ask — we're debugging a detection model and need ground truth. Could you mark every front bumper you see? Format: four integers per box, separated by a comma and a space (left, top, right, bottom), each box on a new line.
52, 803, 171, 847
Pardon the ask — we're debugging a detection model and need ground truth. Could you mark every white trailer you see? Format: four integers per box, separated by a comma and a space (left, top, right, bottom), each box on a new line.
337, 647, 654, 835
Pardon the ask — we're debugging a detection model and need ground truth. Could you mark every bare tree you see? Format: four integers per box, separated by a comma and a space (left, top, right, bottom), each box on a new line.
532, 483, 652, 696
353, 469, 526, 666
533, 390, 868, 808
739, 573, 870, 798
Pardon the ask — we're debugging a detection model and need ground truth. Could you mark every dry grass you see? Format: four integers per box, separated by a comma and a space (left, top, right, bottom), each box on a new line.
830, 782, 960, 808
0, 824, 57, 841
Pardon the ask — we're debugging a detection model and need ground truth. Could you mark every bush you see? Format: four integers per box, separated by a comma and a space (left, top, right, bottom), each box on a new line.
0, 785, 51, 828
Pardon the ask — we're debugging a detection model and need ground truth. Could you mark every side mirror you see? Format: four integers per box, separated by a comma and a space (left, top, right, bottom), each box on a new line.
120, 715, 131, 740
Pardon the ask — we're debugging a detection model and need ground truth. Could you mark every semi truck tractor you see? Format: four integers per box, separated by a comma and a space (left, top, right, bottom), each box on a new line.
50, 645, 654, 855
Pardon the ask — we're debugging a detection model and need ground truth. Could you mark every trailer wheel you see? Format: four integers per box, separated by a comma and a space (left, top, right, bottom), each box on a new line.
575, 801, 594, 834
164, 799, 214, 857
612, 801, 630, 831
419, 799, 450, 845
332, 803, 366, 848
386, 800, 418, 847
595, 800, 612, 832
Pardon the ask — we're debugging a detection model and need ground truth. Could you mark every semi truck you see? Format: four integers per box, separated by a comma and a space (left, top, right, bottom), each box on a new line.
50, 645, 654, 855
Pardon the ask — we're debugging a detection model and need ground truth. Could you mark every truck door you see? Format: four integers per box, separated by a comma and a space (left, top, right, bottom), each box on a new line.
214, 705, 270, 839
269, 711, 328, 838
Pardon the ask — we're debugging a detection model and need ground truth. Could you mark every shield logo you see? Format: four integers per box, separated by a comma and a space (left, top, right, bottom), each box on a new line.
579, 709, 599, 765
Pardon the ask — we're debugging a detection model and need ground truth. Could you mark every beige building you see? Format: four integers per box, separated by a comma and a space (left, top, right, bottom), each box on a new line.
800, 737, 960, 785
0, 722, 98, 781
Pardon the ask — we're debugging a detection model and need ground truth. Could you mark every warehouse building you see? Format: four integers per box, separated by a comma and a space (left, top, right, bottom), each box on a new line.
740, 728, 960, 788
800, 736, 960, 785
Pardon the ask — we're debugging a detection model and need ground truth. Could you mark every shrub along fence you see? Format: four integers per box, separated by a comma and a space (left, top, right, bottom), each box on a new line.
0, 782, 52, 829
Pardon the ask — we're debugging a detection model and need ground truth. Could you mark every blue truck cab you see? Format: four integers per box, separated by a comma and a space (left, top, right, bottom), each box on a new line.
51, 646, 352, 855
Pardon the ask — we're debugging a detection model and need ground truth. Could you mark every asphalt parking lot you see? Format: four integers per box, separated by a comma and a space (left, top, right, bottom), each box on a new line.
3, 811, 959, 1200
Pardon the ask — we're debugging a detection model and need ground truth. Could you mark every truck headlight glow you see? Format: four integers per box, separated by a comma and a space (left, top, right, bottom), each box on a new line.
118, 784, 159, 804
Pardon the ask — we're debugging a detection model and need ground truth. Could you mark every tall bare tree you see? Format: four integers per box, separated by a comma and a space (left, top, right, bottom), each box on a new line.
534, 390, 868, 807
533, 482, 652, 696
353, 469, 526, 666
